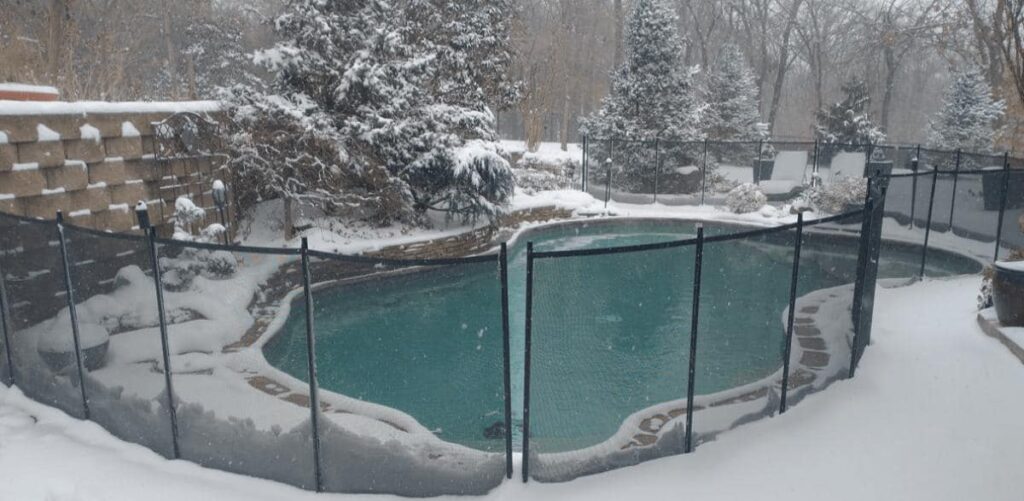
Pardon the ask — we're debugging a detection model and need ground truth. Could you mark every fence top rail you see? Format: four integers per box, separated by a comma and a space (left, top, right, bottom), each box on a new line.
0, 211, 56, 225
62, 222, 149, 244
156, 237, 303, 256
306, 248, 498, 267
532, 209, 865, 260
581, 137, 1022, 163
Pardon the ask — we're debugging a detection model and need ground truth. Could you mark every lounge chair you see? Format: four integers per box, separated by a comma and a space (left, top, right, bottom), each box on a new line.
759, 150, 808, 200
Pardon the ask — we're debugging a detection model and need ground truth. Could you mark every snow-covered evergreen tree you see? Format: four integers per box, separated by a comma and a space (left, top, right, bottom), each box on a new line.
579, 0, 704, 191
815, 79, 886, 146
928, 68, 1005, 152
580, 0, 702, 141
704, 44, 764, 141
224, 0, 516, 226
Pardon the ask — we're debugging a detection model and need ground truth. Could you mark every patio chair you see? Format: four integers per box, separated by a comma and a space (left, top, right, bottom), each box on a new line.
830, 151, 867, 180
759, 150, 808, 200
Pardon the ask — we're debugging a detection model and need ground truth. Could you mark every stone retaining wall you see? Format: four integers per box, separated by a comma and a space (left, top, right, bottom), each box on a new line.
0, 102, 223, 233
370, 206, 574, 259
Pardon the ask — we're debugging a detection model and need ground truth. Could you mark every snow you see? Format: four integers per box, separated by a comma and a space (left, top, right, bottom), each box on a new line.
2, 276, 1022, 500
996, 260, 1024, 272
12, 162, 39, 171
0, 193, 13, 201
69, 209, 91, 218
36, 124, 60, 142
64, 159, 87, 170
80, 124, 101, 143
121, 121, 141, 138
0, 100, 220, 116
0, 83, 60, 95
41, 187, 66, 195
0, 131, 8, 144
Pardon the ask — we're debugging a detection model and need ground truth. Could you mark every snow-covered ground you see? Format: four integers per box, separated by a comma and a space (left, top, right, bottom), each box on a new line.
2, 275, 1021, 501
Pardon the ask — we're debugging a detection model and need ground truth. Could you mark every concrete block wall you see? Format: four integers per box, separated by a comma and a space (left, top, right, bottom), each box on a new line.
0, 102, 225, 234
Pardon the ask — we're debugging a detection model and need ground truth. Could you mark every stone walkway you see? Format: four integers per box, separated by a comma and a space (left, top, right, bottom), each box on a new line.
620, 293, 840, 451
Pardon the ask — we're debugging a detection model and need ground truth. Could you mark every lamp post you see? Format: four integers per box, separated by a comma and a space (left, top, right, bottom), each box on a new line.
211, 180, 229, 245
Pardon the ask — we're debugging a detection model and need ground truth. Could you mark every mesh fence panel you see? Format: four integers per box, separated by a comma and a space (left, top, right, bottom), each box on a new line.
586, 139, 613, 203
527, 242, 694, 482
156, 240, 316, 489
706, 141, 760, 201
1002, 156, 1024, 255
656, 140, 706, 205
689, 226, 795, 446
787, 212, 866, 404
608, 139, 657, 204
300, 254, 506, 496
0, 214, 86, 418
63, 226, 177, 457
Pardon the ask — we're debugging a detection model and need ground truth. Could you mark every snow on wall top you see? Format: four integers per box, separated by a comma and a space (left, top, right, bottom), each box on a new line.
0, 100, 220, 116
0, 83, 60, 94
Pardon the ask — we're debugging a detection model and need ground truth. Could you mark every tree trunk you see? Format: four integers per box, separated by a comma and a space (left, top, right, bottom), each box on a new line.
46, 0, 71, 85
881, 47, 897, 134
613, 0, 624, 67
768, 0, 804, 135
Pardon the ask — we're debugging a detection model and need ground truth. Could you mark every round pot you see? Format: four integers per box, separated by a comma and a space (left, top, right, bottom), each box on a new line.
38, 340, 110, 373
993, 261, 1024, 327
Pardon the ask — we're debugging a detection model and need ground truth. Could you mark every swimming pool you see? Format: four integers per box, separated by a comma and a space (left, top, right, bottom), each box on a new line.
262, 219, 981, 454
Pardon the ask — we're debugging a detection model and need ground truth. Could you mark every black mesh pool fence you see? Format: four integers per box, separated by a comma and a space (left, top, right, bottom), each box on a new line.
0, 144, 1015, 491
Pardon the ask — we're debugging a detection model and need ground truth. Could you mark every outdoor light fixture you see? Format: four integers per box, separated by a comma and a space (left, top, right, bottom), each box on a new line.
135, 201, 150, 231
212, 180, 229, 245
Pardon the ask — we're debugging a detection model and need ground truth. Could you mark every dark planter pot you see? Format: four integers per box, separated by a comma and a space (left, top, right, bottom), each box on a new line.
994, 262, 1024, 327
753, 159, 775, 184
981, 169, 1024, 211
39, 340, 110, 373
866, 160, 893, 177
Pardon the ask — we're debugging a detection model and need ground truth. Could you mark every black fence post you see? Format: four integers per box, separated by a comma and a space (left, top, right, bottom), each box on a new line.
684, 225, 704, 454
300, 238, 325, 492
920, 164, 940, 279
581, 135, 588, 192
499, 243, 513, 480
653, 138, 661, 204
147, 227, 181, 459
780, 213, 804, 414
755, 140, 763, 186
994, 153, 1011, 262
849, 173, 887, 379
700, 139, 709, 205
55, 212, 90, 420
604, 141, 613, 208
522, 242, 534, 483
910, 146, 920, 229
948, 149, 962, 228
812, 140, 820, 180
0, 260, 14, 386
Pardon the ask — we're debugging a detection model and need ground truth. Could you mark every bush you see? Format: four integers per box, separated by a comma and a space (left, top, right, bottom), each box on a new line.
807, 177, 867, 214
726, 183, 767, 213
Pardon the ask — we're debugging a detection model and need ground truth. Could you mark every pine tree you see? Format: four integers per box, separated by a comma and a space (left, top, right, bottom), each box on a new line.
704, 44, 764, 141
814, 79, 886, 147
928, 68, 1005, 152
579, 0, 704, 190
224, 0, 516, 226
580, 0, 702, 141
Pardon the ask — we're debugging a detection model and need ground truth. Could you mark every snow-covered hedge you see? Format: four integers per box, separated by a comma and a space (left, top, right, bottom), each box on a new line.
726, 183, 767, 214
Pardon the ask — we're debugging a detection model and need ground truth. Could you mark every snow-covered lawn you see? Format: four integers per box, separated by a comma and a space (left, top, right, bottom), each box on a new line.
2, 275, 1021, 501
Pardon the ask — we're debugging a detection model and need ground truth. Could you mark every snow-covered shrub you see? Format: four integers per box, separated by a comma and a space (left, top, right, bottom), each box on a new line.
807, 177, 867, 214
726, 183, 767, 214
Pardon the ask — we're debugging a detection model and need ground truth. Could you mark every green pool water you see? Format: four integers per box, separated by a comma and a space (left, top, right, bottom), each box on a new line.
262, 219, 980, 453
